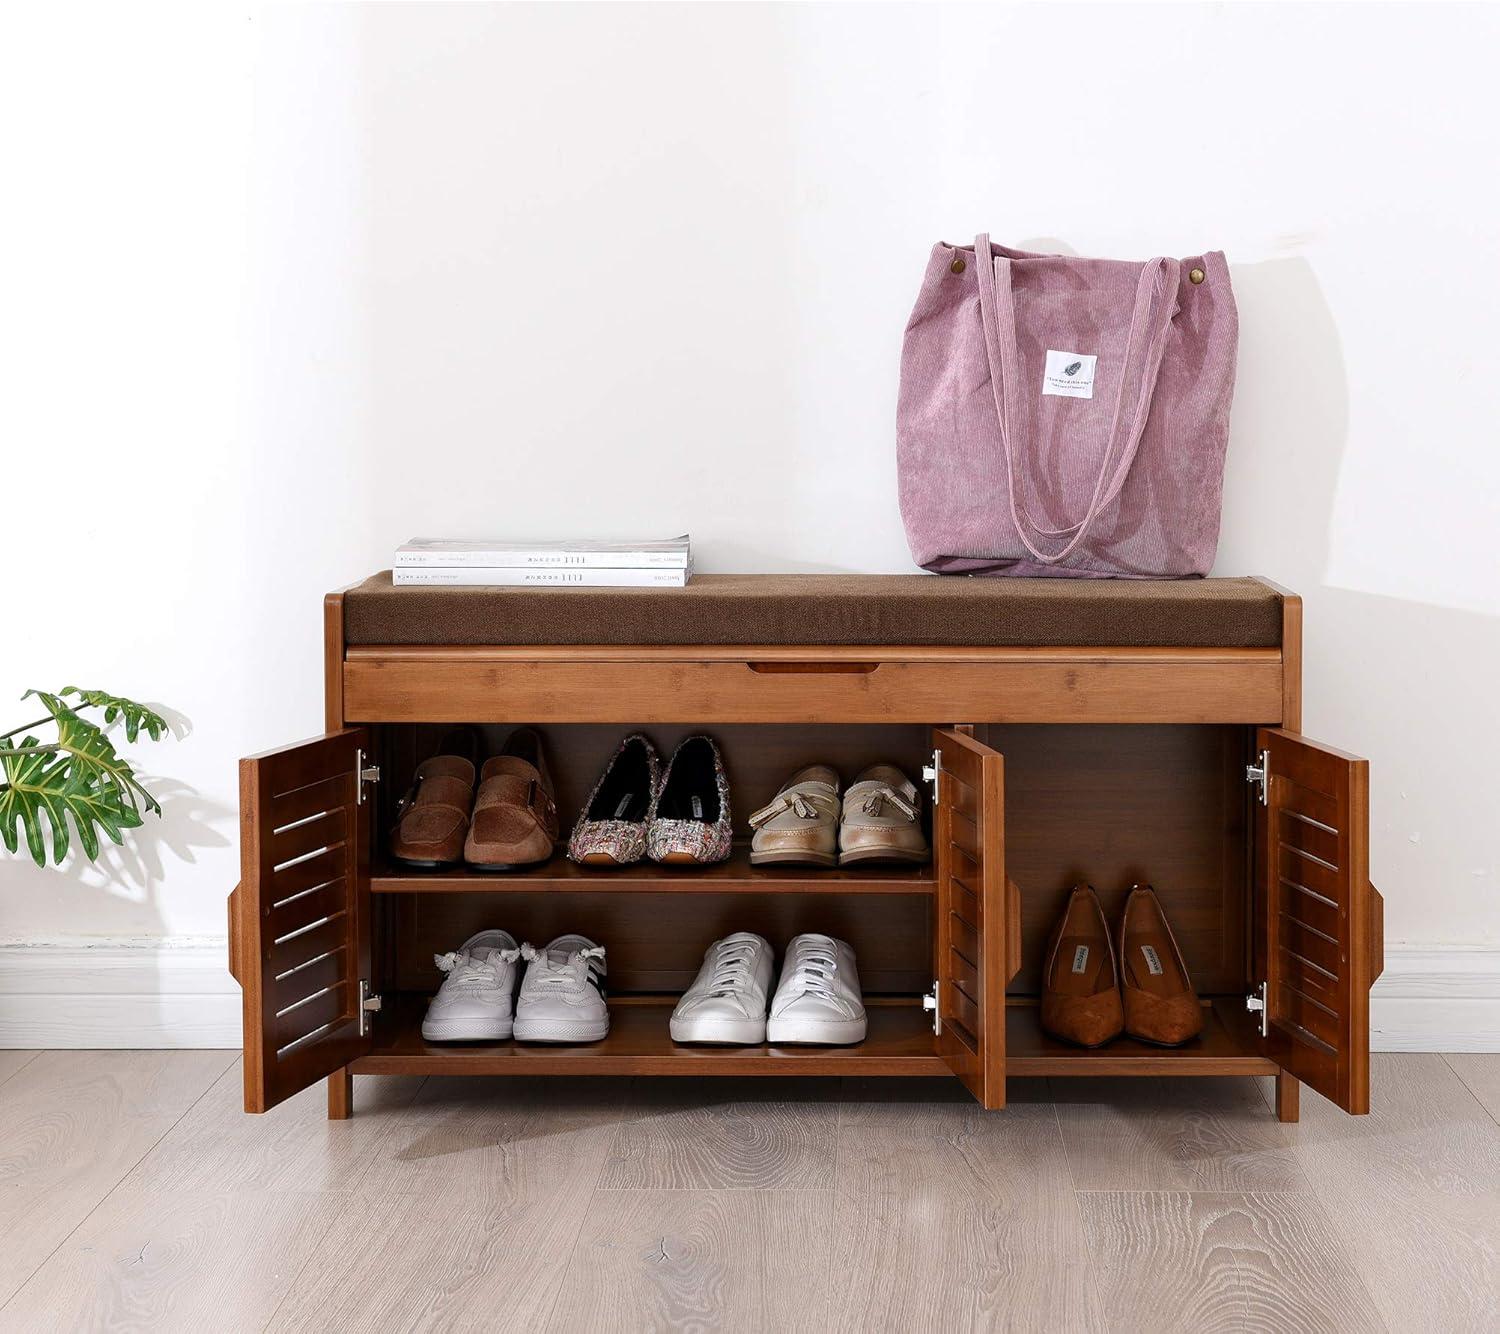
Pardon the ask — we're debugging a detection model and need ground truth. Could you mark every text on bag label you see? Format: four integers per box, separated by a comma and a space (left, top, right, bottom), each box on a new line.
1042, 349, 1097, 399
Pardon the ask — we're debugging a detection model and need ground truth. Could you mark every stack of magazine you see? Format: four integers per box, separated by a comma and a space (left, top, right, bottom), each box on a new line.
392, 535, 692, 587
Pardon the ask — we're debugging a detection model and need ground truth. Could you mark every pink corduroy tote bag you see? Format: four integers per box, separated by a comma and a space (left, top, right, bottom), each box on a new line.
897, 235, 1238, 578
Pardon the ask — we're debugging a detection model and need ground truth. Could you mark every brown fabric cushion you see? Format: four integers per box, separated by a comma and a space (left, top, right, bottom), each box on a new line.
341, 572, 1283, 648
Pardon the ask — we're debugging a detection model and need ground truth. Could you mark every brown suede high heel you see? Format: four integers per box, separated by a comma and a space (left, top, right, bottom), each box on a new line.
1118, 884, 1204, 1046
1040, 885, 1125, 1048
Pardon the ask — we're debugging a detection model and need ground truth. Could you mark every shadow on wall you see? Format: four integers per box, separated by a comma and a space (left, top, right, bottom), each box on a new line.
0, 706, 235, 1044
0, 772, 233, 936
1216, 256, 1499, 944
1304, 586, 1499, 944
1217, 253, 1349, 589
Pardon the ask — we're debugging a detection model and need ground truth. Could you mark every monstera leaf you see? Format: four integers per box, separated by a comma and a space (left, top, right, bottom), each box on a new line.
47, 687, 168, 743
0, 689, 167, 868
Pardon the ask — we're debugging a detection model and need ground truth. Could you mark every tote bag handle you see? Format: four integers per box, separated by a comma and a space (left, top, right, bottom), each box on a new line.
973, 234, 1180, 565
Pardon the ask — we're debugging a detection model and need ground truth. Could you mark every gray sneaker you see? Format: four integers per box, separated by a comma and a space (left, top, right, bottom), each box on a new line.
513, 934, 609, 1043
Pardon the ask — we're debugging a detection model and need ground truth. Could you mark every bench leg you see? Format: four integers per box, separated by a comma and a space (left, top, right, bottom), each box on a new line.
328, 1066, 353, 1120
1276, 1070, 1300, 1123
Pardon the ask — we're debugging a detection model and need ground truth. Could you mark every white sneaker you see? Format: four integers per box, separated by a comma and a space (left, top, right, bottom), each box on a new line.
421, 929, 520, 1042
670, 932, 774, 1045
512, 934, 609, 1043
766, 933, 866, 1045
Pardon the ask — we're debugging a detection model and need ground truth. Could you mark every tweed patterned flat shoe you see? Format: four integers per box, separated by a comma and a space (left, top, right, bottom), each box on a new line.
568, 734, 661, 867
647, 735, 733, 865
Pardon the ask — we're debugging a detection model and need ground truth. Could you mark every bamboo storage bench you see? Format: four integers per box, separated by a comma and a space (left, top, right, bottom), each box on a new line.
228, 574, 1383, 1121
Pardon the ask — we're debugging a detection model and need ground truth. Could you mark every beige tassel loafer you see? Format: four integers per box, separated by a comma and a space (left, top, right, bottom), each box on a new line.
839, 765, 930, 865
748, 766, 842, 866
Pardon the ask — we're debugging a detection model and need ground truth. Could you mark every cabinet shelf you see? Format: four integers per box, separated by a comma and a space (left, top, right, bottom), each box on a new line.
348, 997, 1273, 1080
1004, 1001, 1276, 1077
353, 996, 947, 1076
370, 846, 935, 895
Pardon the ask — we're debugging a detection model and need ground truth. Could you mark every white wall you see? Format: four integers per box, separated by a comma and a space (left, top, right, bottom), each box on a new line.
2, 4, 1497, 1036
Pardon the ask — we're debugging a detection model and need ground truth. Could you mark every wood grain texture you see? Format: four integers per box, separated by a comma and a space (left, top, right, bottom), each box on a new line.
547, 1189, 832, 1332
0, 1061, 418, 1330
1276, 1069, 1301, 1122
1249, 576, 1302, 732
372, 846, 933, 895
831, 1079, 1102, 1330
1079, 1190, 1381, 1332
1052, 1076, 1309, 1192
392, 891, 933, 996
1256, 726, 1373, 1115
273, 1191, 593, 1331
374, 720, 931, 856
355, 1075, 627, 1206
237, 728, 372, 1114
0, 1051, 37, 1087
5, 1185, 343, 1333
932, 726, 1007, 1107
602, 1078, 839, 1190
0, 1050, 232, 1305
26, 1052, 1500, 1329
358, 999, 947, 1078
271, 1077, 625, 1329
1284, 1053, 1500, 1332
110, 1059, 423, 1197
1447, 1053, 1500, 1124
1007, 1002, 1277, 1078
992, 723, 1250, 998
342, 648, 1284, 724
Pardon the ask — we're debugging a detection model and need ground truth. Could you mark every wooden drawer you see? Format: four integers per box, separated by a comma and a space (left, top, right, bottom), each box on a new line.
341, 645, 1284, 724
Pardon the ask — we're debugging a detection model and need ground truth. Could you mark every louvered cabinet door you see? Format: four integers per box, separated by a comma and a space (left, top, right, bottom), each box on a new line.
931, 727, 1007, 1108
1253, 728, 1381, 1114
228, 730, 373, 1112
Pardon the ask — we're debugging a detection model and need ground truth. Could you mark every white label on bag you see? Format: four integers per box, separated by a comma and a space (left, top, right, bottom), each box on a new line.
1042, 349, 1097, 399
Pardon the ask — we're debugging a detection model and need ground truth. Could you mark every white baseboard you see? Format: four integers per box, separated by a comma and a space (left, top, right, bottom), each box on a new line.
1370, 947, 1500, 1052
0, 940, 240, 1048
0, 940, 1496, 1052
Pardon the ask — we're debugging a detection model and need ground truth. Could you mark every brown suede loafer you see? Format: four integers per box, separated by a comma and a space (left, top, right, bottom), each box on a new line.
389, 726, 481, 868
464, 728, 558, 871
1040, 884, 1125, 1048
1119, 884, 1204, 1046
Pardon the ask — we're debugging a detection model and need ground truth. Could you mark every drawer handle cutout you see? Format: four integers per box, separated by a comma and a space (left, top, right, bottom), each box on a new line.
745, 662, 880, 676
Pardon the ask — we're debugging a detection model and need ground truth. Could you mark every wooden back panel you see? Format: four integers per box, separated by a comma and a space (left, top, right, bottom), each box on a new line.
392, 891, 931, 996
234, 730, 371, 1112
988, 724, 1250, 997
373, 722, 932, 837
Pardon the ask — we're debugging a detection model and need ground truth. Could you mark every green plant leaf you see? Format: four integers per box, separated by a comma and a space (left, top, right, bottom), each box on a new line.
0, 696, 163, 867
47, 687, 169, 744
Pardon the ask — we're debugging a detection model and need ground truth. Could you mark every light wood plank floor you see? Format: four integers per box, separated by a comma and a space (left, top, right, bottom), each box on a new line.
0, 1053, 1496, 1332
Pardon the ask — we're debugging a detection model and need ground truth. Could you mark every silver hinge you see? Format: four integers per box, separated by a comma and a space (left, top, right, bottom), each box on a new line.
923, 982, 942, 1035
356, 748, 380, 805
921, 749, 942, 807
1245, 748, 1270, 806
358, 978, 382, 1036
1245, 980, 1268, 1038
